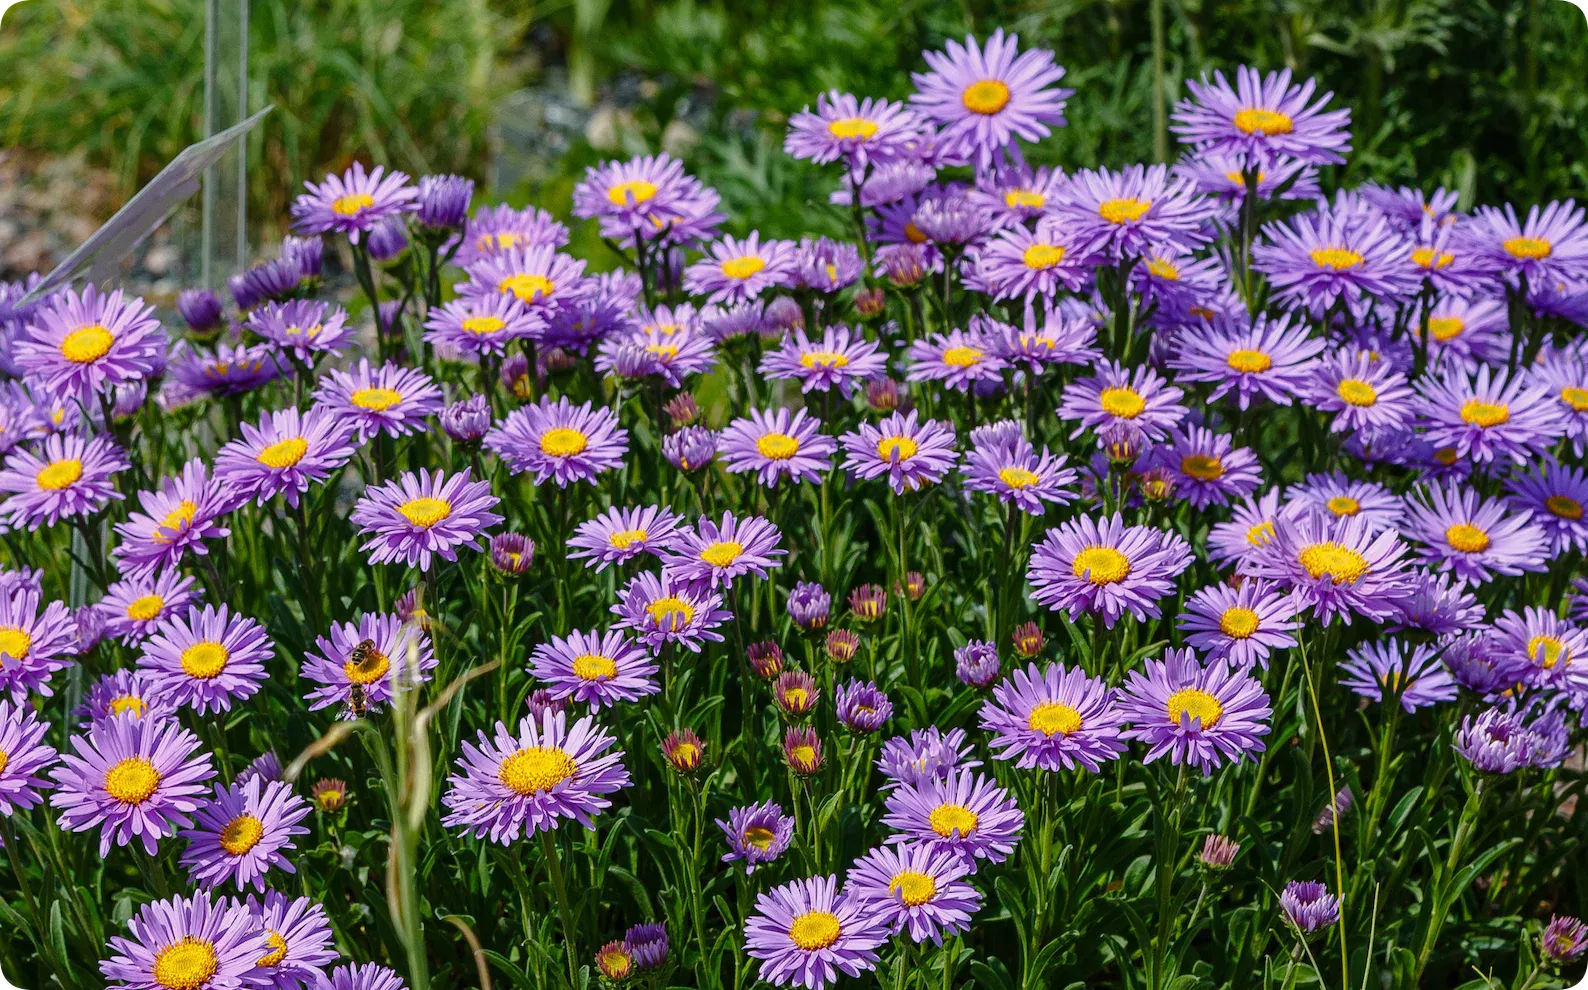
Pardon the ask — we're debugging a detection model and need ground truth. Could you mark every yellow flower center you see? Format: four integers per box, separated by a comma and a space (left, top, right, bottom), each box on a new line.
1146, 257, 1181, 280
827, 117, 878, 140
1180, 455, 1223, 481
180, 642, 230, 680
105, 757, 161, 805
1297, 542, 1369, 584
721, 256, 767, 281
889, 870, 939, 907
1327, 496, 1360, 517
999, 466, 1041, 489
396, 496, 452, 529
744, 825, 776, 850
788, 744, 818, 767
647, 596, 696, 631
256, 437, 308, 468
1445, 523, 1491, 553
35, 459, 82, 491
1336, 379, 1378, 407
1027, 701, 1083, 736
1233, 107, 1294, 135
1219, 606, 1260, 639
219, 814, 265, 856
700, 541, 744, 568
499, 273, 555, 303
606, 180, 658, 205
929, 802, 979, 837
1005, 189, 1047, 209
782, 687, 810, 709
788, 910, 843, 950
961, 79, 1011, 115
155, 502, 198, 540
1529, 635, 1567, 669
1547, 495, 1584, 520
1098, 386, 1146, 419
109, 694, 147, 718
877, 436, 918, 461
800, 350, 850, 369
1311, 247, 1364, 271
152, 937, 219, 990
60, 324, 113, 364
645, 342, 680, 360
350, 387, 403, 412
1023, 244, 1067, 269
756, 432, 800, 460
498, 746, 578, 795
1246, 521, 1276, 546
1071, 546, 1131, 585
1561, 387, 1588, 411
1412, 247, 1455, 270
0, 627, 31, 662
1460, 400, 1510, 427
539, 427, 589, 457
1166, 688, 1224, 728
462, 315, 507, 337
1428, 316, 1464, 341
314, 790, 343, 811
1099, 198, 1151, 224
258, 932, 289, 968
1226, 349, 1272, 373
572, 653, 617, 681
942, 346, 984, 368
608, 528, 647, 549
904, 222, 929, 244
344, 646, 390, 685
1434, 447, 1459, 465
331, 193, 375, 216
1504, 236, 1552, 260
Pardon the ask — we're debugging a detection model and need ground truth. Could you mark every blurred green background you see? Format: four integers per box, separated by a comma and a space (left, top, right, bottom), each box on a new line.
1, 0, 1586, 260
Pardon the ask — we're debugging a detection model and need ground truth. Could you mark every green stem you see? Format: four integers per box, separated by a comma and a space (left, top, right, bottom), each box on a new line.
541, 828, 582, 987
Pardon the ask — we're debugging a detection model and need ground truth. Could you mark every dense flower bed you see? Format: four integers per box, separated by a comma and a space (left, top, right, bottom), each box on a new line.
0, 26, 1587, 990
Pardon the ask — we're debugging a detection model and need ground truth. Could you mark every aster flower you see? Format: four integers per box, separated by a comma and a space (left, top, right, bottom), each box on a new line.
1244, 514, 1412, 625
98, 571, 204, 647
137, 604, 272, 715
1049, 164, 1213, 259
572, 153, 698, 232
1387, 571, 1485, 638
1453, 707, 1553, 774
1306, 351, 1417, 441
683, 233, 796, 304
423, 294, 543, 357
177, 288, 224, 334
247, 299, 356, 363
301, 612, 436, 716
882, 769, 1023, 864
785, 92, 923, 169
1167, 314, 1324, 410
179, 777, 311, 891
979, 661, 1126, 771
168, 341, 283, 397
969, 162, 1067, 228
1027, 514, 1193, 628
567, 504, 680, 571
782, 726, 824, 775
50, 715, 214, 854
0, 584, 73, 701
1543, 916, 1588, 964
442, 710, 629, 842
967, 217, 1098, 300
99, 890, 270, 990
529, 629, 658, 710
350, 468, 502, 572
836, 679, 893, 733
245, 890, 339, 990
1402, 480, 1549, 583
112, 458, 234, 580
1146, 426, 1261, 510
1280, 881, 1340, 934
905, 328, 1009, 392
840, 411, 959, 494
0, 432, 128, 529
1172, 66, 1351, 164
845, 842, 982, 945
909, 29, 1071, 167
983, 304, 1102, 371
15, 284, 165, 400
75, 669, 166, 729
213, 407, 356, 509
1462, 201, 1588, 286
955, 641, 1001, 687
1178, 582, 1300, 669
719, 408, 836, 488
455, 204, 569, 268
1417, 365, 1564, 466
961, 433, 1076, 515
1254, 208, 1419, 317
759, 325, 888, 397
238, 751, 282, 786
0, 699, 54, 813
1339, 638, 1458, 713
611, 570, 730, 652
440, 395, 493, 445
1118, 647, 1272, 774
459, 245, 590, 321
1490, 607, 1588, 694
745, 874, 889, 990
1174, 151, 1321, 203
1289, 472, 1405, 532
313, 360, 443, 442
775, 671, 819, 719
1507, 461, 1588, 555
290, 162, 417, 243
876, 727, 981, 789
317, 963, 408, 990
1419, 295, 1507, 374
1059, 360, 1188, 445
794, 238, 865, 294
662, 426, 717, 472
485, 396, 629, 487
227, 258, 298, 310
595, 323, 718, 388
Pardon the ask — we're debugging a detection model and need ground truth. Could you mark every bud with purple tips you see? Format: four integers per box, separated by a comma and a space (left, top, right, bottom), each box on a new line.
417, 174, 474, 230
178, 289, 224, 334
489, 533, 534, 576
787, 581, 831, 632
441, 394, 493, 443
663, 426, 716, 472
954, 640, 1000, 688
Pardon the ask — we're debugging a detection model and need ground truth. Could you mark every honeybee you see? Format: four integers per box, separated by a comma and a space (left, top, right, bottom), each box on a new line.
341, 683, 368, 721
339, 639, 383, 720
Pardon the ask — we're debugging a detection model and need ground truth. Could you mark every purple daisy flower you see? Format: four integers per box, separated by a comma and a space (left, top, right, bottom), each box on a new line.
213, 407, 356, 509
1050, 164, 1213, 259
909, 29, 1071, 168
1280, 881, 1341, 933
876, 727, 981, 789
1167, 314, 1324, 410
967, 217, 1098, 300
350, 468, 502, 572
1418, 365, 1564, 466
442, 710, 630, 842
1174, 151, 1321, 203
571, 153, 697, 231
1254, 207, 1419, 317
1454, 707, 1552, 774
1462, 201, 1588, 286
0, 587, 76, 701
717, 801, 795, 874
845, 843, 982, 945
1172, 66, 1351, 165
839, 410, 959, 494
955, 641, 1001, 687
1530, 351, 1588, 456
1243, 514, 1412, 625
759, 325, 888, 397
611, 570, 730, 652
1177, 581, 1300, 669
1027, 514, 1193, 628
1340, 638, 1458, 713
905, 328, 1009, 392
1508, 461, 1588, 555
836, 678, 894, 733
567, 505, 680, 571
458, 245, 590, 320
0, 432, 128, 529
313, 360, 444, 442
179, 777, 311, 891
1402, 480, 1549, 583
0, 698, 55, 813
485, 396, 629, 487
1421, 294, 1508, 373
529, 629, 658, 710
1289, 471, 1404, 532
455, 204, 569, 268
137, 604, 272, 715
1387, 571, 1484, 637
683, 233, 796, 304
787, 583, 832, 632
1118, 647, 1272, 775
317, 963, 409, 990
1059, 360, 1188, 445
167, 341, 282, 397
112, 458, 234, 580
15, 284, 165, 400
98, 570, 203, 647
1543, 916, 1588, 964
978, 661, 1126, 771
99, 890, 270, 990
1491, 607, 1588, 694
969, 162, 1068, 228
719, 408, 837, 488
594, 323, 718, 388
290, 162, 417, 243
961, 432, 1077, 515
1147, 426, 1261, 510
247, 299, 356, 363
794, 238, 864, 294
661, 512, 786, 590
983, 304, 1102, 370
50, 715, 214, 855
882, 769, 1024, 865
423, 294, 543, 357
784, 92, 924, 169
745, 874, 889, 990
1306, 351, 1417, 441
246, 890, 339, 990
302, 612, 435, 716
